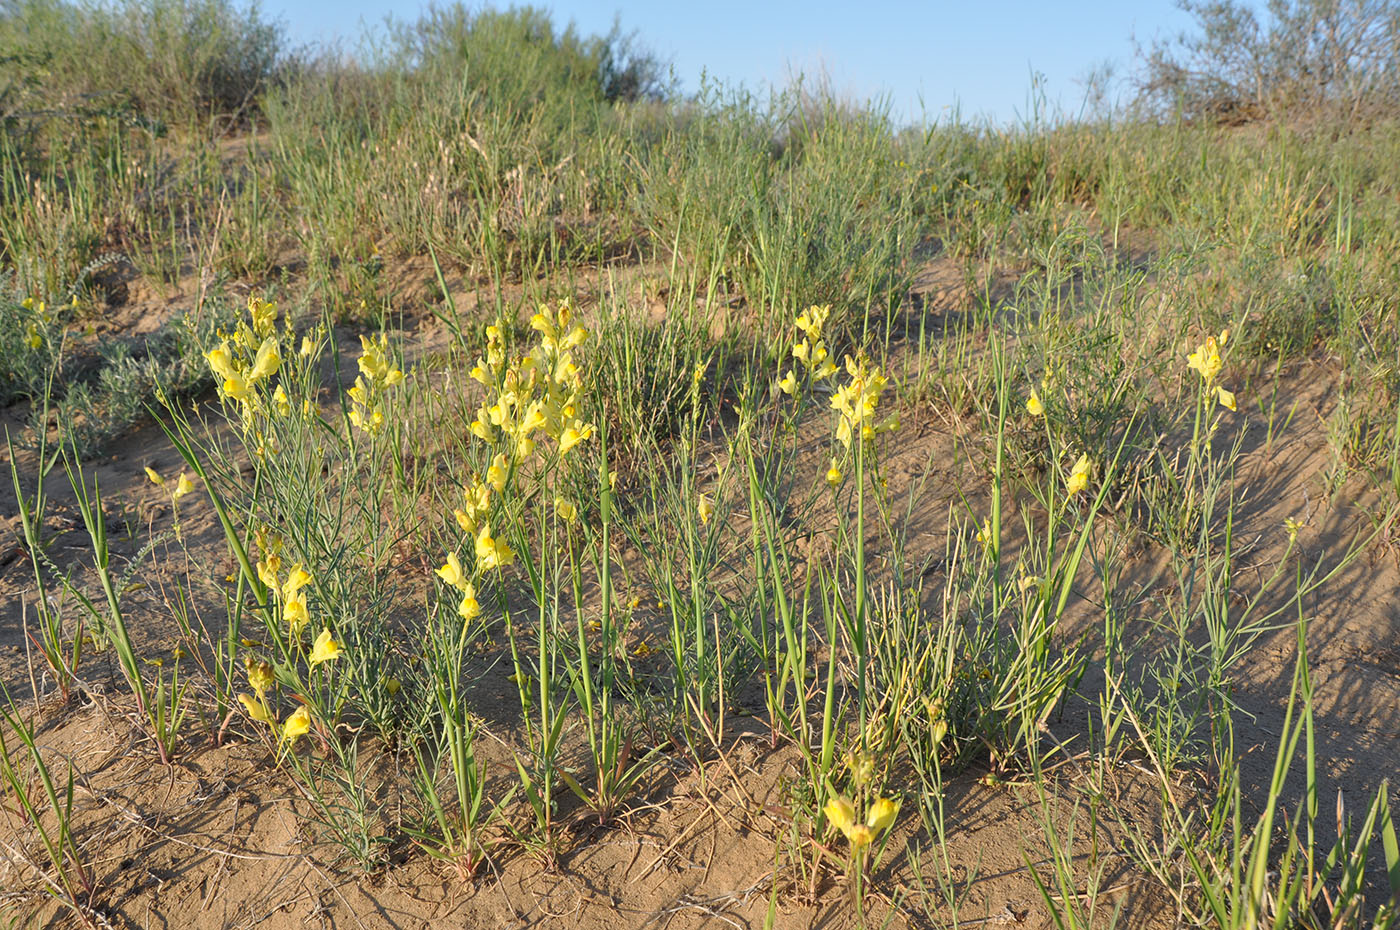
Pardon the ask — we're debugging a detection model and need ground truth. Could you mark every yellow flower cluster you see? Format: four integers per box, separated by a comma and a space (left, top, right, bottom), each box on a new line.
779, 305, 840, 394
832, 355, 898, 449
348, 333, 405, 434
823, 794, 899, 851
1187, 329, 1236, 411
253, 530, 320, 636
469, 302, 594, 459
206, 296, 285, 427
237, 635, 336, 751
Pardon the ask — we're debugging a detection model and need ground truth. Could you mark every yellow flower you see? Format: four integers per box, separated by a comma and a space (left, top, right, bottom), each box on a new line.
697, 493, 713, 526
826, 459, 844, 488
1186, 333, 1226, 384
246, 658, 274, 696
559, 424, 593, 455
144, 466, 165, 486
248, 295, 277, 337
475, 524, 514, 570
282, 565, 312, 600
172, 472, 196, 501
385, 677, 401, 697
1215, 386, 1236, 411
824, 796, 857, 837
257, 553, 281, 590
1285, 517, 1303, 542
238, 693, 273, 725
206, 344, 239, 382
458, 584, 480, 621
248, 337, 281, 382
1066, 454, 1091, 496
1026, 390, 1044, 416
866, 797, 898, 833
847, 824, 876, 850
284, 594, 309, 635
436, 552, 467, 591
778, 370, 798, 395
976, 517, 993, 548
555, 497, 577, 522
309, 629, 341, 666
281, 705, 311, 744
486, 453, 509, 493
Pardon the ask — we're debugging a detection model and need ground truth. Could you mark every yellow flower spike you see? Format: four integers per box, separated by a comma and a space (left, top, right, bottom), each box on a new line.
1026, 390, 1045, 416
866, 797, 898, 833
847, 824, 876, 850
248, 295, 277, 337
1285, 516, 1303, 542
281, 705, 311, 745
1067, 454, 1091, 496
458, 584, 481, 621
309, 629, 342, 666
237, 693, 274, 725
778, 370, 798, 395
144, 466, 165, 486
172, 472, 196, 501
1216, 386, 1237, 411
697, 493, 713, 526
823, 796, 857, 839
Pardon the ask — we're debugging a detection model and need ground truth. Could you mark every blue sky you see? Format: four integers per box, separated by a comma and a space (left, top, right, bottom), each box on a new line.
277, 1, 1198, 125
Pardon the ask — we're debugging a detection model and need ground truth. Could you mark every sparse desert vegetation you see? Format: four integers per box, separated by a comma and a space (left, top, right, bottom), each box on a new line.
1, 2, 1400, 928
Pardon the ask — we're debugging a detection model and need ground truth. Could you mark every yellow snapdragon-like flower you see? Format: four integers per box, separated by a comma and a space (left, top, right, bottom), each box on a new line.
281, 705, 311, 745
144, 466, 165, 486
246, 658, 275, 696
436, 552, 467, 590
824, 796, 856, 836
1026, 390, 1045, 417
1186, 330, 1228, 384
238, 693, 274, 725
697, 493, 714, 526
458, 582, 481, 621
474, 524, 515, 570
1066, 454, 1091, 496
866, 797, 898, 833
309, 629, 342, 666
826, 459, 844, 487
172, 472, 196, 501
